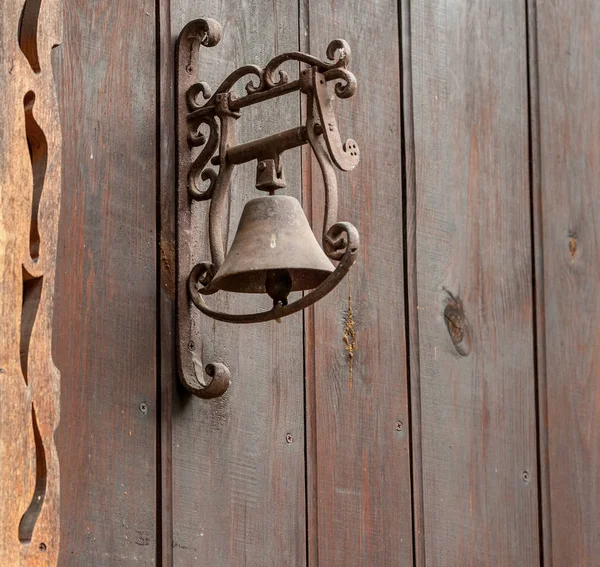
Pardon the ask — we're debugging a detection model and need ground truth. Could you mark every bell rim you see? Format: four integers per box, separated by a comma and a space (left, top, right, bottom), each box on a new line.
211, 266, 334, 294
209, 193, 335, 295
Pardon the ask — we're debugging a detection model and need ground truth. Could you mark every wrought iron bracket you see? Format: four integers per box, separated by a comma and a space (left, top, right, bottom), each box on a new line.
176, 18, 360, 397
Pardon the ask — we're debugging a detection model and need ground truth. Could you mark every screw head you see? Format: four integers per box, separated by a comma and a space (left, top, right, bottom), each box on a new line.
396, 421, 404, 432
286, 433, 293, 444
39, 543, 47, 552
139, 402, 148, 415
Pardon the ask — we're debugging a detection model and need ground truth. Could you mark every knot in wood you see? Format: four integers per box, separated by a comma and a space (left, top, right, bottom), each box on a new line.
443, 291, 472, 357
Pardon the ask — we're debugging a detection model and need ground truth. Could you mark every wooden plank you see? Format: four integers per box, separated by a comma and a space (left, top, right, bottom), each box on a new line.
157, 0, 175, 564
0, 0, 63, 564
169, 4, 306, 565
52, 1, 158, 563
409, 0, 540, 564
535, 1, 600, 564
304, 1, 414, 564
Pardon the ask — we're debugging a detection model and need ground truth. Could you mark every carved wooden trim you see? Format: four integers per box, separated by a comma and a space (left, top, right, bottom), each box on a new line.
0, 1, 63, 564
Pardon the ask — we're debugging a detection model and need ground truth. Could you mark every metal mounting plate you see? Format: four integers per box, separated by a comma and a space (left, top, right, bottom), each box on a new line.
176, 19, 231, 398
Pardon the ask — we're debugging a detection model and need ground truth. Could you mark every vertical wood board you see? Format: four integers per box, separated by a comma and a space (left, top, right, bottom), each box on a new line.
170, 2, 306, 565
305, 0, 414, 564
52, 0, 158, 563
409, 0, 540, 564
535, 0, 600, 563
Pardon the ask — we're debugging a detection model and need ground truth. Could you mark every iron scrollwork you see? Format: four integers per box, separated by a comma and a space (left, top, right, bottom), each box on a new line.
185, 30, 357, 205
176, 18, 360, 397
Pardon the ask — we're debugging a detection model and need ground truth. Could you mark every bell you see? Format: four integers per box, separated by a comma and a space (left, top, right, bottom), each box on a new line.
211, 195, 334, 306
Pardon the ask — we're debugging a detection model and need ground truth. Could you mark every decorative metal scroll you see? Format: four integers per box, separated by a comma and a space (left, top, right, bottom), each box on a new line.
184, 25, 357, 203
176, 18, 359, 398
0, 0, 62, 564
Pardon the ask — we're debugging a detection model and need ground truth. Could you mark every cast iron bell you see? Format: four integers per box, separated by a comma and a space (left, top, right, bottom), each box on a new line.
177, 22, 361, 396
210, 195, 335, 306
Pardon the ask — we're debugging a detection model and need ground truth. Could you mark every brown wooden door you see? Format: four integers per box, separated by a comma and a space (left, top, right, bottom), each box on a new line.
4, 0, 595, 565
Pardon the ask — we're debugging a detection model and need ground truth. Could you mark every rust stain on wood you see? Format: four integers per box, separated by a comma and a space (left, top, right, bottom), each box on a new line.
0, 0, 63, 564
568, 231, 577, 263
343, 294, 357, 389
160, 239, 176, 299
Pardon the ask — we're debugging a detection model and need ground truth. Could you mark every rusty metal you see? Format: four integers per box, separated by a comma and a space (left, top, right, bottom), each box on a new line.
176, 18, 230, 398
183, 32, 358, 206
209, 195, 335, 299
189, 222, 359, 324
176, 18, 361, 396
227, 127, 308, 166
255, 158, 287, 193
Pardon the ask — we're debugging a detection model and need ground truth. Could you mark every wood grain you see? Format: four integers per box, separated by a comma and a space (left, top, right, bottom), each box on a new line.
535, 1, 600, 564
304, 0, 414, 564
0, 0, 63, 564
52, 0, 158, 564
169, 3, 306, 565
409, 0, 540, 564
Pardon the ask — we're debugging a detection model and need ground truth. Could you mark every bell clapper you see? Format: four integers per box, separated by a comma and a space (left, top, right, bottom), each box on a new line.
265, 269, 293, 308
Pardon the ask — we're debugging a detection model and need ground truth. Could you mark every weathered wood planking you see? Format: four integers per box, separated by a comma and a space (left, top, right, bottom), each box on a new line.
304, 0, 414, 564
169, 3, 306, 565
409, 0, 540, 564
535, 1, 600, 564
0, 0, 63, 564
52, 0, 158, 563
